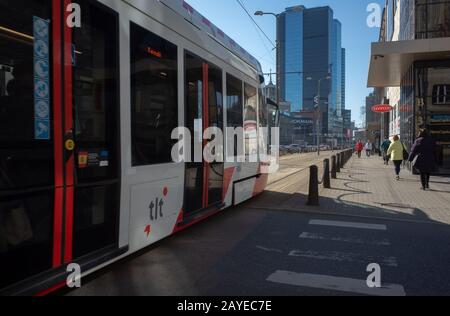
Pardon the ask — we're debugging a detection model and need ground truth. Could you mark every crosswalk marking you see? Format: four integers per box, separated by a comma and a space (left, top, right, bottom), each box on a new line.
288, 250, 398, 267
299, 232, 391, 246
267, 270, 406, 296
309, 219, 387, 231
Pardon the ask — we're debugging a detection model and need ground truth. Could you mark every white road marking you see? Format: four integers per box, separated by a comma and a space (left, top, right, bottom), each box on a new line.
299, 232, 391, 246
267, 270, 406, 296
288, 250, 398, 267
256, 246, 283, 253
309, 219, 387, 231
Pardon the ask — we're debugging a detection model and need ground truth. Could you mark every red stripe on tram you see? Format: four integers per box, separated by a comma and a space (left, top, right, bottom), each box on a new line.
52, 0, 64, 268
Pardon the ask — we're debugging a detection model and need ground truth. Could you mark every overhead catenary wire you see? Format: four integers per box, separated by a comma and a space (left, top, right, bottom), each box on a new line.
235, 0, 276, 48
235, 0, 277, 67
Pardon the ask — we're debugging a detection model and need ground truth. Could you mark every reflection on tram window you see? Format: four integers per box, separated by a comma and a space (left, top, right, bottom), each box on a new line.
0, 0, 54, 289
0, 193, 53, 289
258, 89, 269, 154
130, 22, 178, 166
0, 0, 54, 189
244, 84, 258, 157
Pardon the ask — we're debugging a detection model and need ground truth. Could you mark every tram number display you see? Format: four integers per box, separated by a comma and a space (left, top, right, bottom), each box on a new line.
77, 149, 110, 168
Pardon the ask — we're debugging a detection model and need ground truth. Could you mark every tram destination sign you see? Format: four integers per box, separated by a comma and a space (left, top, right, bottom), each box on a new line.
371, 104, 393, 113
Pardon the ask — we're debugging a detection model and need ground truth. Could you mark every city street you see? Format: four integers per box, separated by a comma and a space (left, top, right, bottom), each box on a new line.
67, 154, 450, 296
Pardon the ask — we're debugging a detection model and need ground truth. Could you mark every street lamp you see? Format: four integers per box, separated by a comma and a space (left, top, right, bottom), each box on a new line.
306, 75, 331, 156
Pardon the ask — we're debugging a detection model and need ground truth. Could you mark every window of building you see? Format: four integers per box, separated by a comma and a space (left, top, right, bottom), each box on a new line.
433, 85, 450, 105
130, 22, 178, 166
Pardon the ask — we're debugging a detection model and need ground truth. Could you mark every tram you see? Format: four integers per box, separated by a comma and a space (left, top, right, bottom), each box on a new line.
0, 0, 279, 295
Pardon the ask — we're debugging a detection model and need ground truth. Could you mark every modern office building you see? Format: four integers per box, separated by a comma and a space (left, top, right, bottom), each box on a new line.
278, 6, 305, 114
278, 5, 345, 145
368, 0, 450, 174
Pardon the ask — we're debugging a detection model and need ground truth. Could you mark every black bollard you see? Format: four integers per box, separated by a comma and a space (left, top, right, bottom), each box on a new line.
323, 159, 331, 189
337, 154, 341, 172
307, 165, 320, 206
331, 155, 337, 179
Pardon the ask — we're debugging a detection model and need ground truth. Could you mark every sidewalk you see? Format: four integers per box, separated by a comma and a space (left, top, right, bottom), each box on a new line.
249, 154, 450, 225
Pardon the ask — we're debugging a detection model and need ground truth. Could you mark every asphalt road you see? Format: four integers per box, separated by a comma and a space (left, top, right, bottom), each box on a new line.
68, 206, 450, 296
67, 152, 450, 296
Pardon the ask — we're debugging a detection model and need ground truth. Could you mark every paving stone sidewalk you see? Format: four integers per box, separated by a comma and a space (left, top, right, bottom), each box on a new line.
249, 154, 450, 225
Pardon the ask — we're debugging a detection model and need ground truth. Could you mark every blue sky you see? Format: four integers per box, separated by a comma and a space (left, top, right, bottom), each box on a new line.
186, 0, 385, 126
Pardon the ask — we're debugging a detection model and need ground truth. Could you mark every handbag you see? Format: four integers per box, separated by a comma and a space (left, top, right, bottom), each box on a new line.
401, 142, 409, 161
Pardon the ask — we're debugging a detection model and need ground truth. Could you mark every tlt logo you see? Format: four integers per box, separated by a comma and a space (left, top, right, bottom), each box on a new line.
149, 187, 169, 221
149, 197, 164, 221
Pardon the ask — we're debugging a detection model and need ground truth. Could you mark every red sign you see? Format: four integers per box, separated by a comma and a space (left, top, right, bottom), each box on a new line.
372, 105, 393, 113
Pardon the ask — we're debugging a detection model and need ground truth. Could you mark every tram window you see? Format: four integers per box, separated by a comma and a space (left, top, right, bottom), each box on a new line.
244, 84, 258, 157
0, 0, 54, 189
130, 22, 178, 166
226, 74, 243, 157
258, 88, 269, 154
244, 84, 257, 122
72, 0, 119, 182
0, 0, 53, 288
71, 0, 120, 260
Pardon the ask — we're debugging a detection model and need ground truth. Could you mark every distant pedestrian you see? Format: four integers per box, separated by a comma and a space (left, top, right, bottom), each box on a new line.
408, 129, 437, 190
355, 141, 364, 158
387, 135, 405, 180
381, 136, 392, 165
365, 141, 373, 157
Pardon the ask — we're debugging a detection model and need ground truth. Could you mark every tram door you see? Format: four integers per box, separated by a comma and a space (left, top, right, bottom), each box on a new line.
184, 53, 224, 215
0, 0, 120, 291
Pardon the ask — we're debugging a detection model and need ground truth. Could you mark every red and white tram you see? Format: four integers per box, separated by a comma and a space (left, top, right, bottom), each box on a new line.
0, 0, 278, 295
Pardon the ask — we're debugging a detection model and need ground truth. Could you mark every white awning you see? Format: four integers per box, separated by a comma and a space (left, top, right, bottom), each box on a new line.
367, 37, 450, 87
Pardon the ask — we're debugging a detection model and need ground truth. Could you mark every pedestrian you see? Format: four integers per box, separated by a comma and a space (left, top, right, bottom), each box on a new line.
355, 140, 363, 158
387, 135, 405, 180
381, 136, 392, 165
408, 129, 437, 190
365, 141, 373, 157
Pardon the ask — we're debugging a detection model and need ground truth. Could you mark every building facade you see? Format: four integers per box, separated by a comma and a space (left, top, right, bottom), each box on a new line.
278, 6, 345, 145
368, 0, 450, 174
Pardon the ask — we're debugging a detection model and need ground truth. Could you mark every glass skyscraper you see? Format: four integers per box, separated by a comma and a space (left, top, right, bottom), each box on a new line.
278, 6, 304, 113
278, 6, 345, 142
